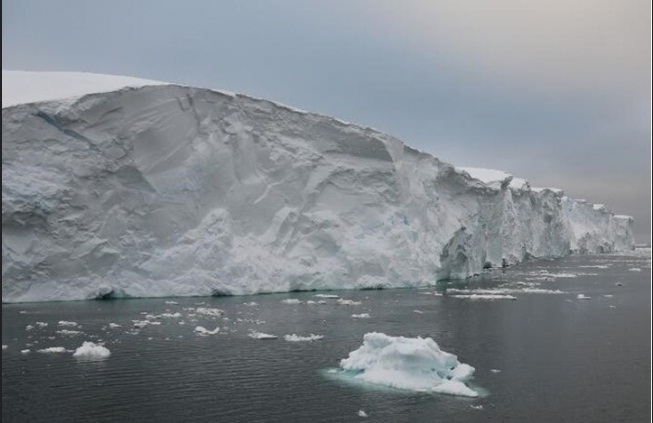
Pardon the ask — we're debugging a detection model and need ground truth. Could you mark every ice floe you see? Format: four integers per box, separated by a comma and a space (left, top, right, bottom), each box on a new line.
352, 313, 371, 319
283, 334, 324, 342
248, 331, 278, 340
194, 326, 220, 335
339, 332, 478, 397
73, 342, 111, 360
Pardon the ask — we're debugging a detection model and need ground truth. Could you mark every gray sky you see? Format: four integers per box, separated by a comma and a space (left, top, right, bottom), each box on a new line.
3, 0, 651, 241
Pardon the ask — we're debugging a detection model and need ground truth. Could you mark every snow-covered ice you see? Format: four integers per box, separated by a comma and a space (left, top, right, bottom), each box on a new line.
337, 299, 362, 306
281, 299, 302, 304
37, 347, 67, 353
56, 330, 83, 336
339, 332, 478, 397
194, 326, 220, 335
72, 341, 111, 360
451, 294, 517, 300
248, 331, 278, 340
1, 70, 635, 303
58, 321, 78, 327
283, 334, 324, 342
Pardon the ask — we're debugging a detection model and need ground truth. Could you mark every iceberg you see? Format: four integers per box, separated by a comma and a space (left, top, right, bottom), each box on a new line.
283, 334, 324, 342
1, 70, 635, 302
339, 332, 478, 397
72, 341, 111, 359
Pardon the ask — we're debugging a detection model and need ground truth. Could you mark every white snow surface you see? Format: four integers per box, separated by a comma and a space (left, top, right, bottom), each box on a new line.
72, 341, 111, 359
2, 70, 165, 108
1, 70, 635, 302
340, 332, 478, 397
283, 334, 324, 342
248, 331, 278, 340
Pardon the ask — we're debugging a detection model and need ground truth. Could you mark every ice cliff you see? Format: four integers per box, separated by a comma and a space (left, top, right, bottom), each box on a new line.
1, 71, 634, 302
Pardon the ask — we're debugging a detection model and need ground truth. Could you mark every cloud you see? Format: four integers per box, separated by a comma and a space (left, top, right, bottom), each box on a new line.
371, 0, 651, 97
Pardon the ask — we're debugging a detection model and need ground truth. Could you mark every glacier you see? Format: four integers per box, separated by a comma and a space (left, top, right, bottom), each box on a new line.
1, 70, 634, 303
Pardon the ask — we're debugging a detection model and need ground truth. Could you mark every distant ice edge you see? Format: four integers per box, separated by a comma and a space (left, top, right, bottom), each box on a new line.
2, 83, 634, 303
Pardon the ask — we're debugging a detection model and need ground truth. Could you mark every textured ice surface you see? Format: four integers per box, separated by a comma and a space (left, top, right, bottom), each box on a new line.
72, 341, 111, 359
339, 332, 478, 397
283, 334, 324, 342
248, 331, 277, 340
1, 71, 635, 302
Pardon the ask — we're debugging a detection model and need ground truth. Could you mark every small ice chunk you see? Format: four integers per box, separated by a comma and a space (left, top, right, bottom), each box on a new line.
193, 307, 225, 317
615, 282, 623, 286
73, 342, 111, 360
413, 310, 424, 314
314, 294, 340, 299
56, 330, 83, 336
25, 325, 34, 331
36, 322, 48, 328
160, 312, 182, 318
281, 299, 302, 304
165, 301, 179, 305
194, 326, 220, 335
21, 349, 31, 354
243, 302, 258, 306
603, 294, 614, 298
306, 300, 317, 305
357, 410, 368, 417
337, 299, 361, 306
2, 345, 7, 350
628, 268, 641, 272
37, 347, 67, 353
248, 331, 278, 340
577, 294, 591, 300
58, 321, 78, 327
470, 405, 484, 410
451, 294, 516, 300
283, 334, 324, 342
490, 369, 501, 373
340, 332, 478, 397
352, 313, 371, 319
108, 323, 122, 328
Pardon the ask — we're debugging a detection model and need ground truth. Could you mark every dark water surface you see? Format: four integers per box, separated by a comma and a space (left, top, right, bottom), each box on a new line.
3, 252, 651, 422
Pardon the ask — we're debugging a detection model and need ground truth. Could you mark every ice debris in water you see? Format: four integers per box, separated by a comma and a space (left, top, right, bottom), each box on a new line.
281, 299, 302, 304
108, 323, 122, 328
314, 294, 340, 299
73, 342, 111, 360
577, 294, 591, 300
21, 349, 31, 354
450, 294, 516, 300
58, 321, 79, 327
352, 313, 371, 319
248, 331, 278, 340
283, 334, 324, 342
194, 326, 220, 335
36, 322, 48, 328
337, 299, 362, 306
56, 330, 83, 336
2, 345, 7, 350
357, 410, 368, 417
37, 347, 67, 353
339, 332, 478, 397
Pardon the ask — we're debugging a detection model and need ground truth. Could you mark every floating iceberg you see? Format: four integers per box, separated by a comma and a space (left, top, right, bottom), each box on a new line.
283, 334, 324, 342
72, 341, 111, 360
1, 70, 635, 302
248, 331, 278, 340
339, 332, 478, 397
194, 326, 220, 335
37, 347, 67, 354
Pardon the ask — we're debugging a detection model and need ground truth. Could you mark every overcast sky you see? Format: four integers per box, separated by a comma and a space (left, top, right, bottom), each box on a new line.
3, 0, 651, 241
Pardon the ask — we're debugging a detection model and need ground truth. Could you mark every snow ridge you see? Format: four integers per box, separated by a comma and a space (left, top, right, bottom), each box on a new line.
1, 71, 634, 302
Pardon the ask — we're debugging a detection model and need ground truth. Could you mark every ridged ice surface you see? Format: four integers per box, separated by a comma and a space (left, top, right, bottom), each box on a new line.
1, 71, 634, 302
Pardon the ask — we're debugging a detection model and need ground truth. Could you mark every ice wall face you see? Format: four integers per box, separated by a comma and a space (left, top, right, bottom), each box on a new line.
2, 84, 634, 302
